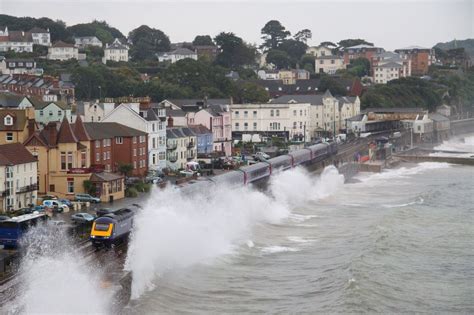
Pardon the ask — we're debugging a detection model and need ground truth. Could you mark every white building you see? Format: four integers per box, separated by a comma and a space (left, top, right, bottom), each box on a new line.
257, 70, 280, 80
29, 27, 51, 46
78, 102, 116, 122
231, 102, 312, 142
372, 51, 411, 84
74, 36, 103, 48
306, 45, 333, 57
33, 100, 72, 126
269, 91, 361, 138
0, 58, 43, 75
0, 27, 33, 53
157, 48, 198, 63
315, 55, 345, 74
103, 38, 129, 63
0, 143, 38, 212
103, 103, 167, 171
48, 41, 79, 61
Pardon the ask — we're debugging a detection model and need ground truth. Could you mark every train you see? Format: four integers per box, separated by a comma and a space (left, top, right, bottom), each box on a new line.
182, 142, 338, 193
89, 205, 141, 248
0, 213, 48, 249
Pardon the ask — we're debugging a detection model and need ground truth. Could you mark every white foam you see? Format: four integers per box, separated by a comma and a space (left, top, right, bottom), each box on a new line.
246, 240, 255, 248
261, 246, 300, 254
287, 236, 315, 243
434, 135, 474, 153
125, 165, 344, 299
358, 162, 451, 183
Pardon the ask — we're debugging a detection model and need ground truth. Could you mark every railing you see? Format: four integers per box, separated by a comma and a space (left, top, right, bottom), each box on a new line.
16, 184, 38, 194
168, 155, 178, 163
187, 151, 195, 160
167, 143, 177, 150
187, 141, 195, 149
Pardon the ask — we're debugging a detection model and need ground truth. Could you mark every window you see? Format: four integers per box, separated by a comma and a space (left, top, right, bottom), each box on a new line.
133, 149, 137, 156
159, 122, 164, 130
61, 152, 67, 170
107, 151, 110, 159
293, 122, 297, 129
96, 153, 100, 162
319, 60, 324, 64
244, 111, 248, 118
4, 115, 13, 126
253, 122, 257, 130
81, 151, 87, 167
49, 110, 53, 116
270, 109, 274, 117
133, 137, 137, 144
244, 122, 248, 131
159, 152, 166, 160
67, 180, 74, 194
152, 154, 156, 165
235, 122, 239, 131
152, 123, 156, 132
6, 133, 13, 142
67, 152, 73, 169
58, 110, 62, 116
95, 140, 100, 148
276, 109, 280, 117
331, 59, 335, 64
253, 111, 257, 118
141, 136, 146, 143
293, 110, 297, 116
103, 152, 107, 160
300, 110, 303, 116
116, 137, 123, 144
152, 138, 156, 149
39, 110, 43, 116
234, 111, 239, 118
133, 161, 137, 169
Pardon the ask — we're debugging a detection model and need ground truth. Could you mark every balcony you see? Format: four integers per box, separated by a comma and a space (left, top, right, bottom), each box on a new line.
167, 143, 177, 150
187, 141, 195, 149
186, 151, 195, 160
16, 184, 38, 194
168, 154, 178, 163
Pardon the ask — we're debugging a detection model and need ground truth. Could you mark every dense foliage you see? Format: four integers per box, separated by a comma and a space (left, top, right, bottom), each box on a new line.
67, 20, 125, 44
128, 25, 171, 61
0, 14, 71, 42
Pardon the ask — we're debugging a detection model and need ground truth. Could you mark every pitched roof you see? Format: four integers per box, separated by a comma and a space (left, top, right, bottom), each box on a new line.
0, 143, 37, 166
189, 124, 212, 135
428, 113, 449, 121
82, 122, 146, 140
106, 38, 128, 50
52, 41, 75, 48
167, 127, 195, 139
395, 45, 430, 51
0, 109, 27, 131
8, 31, 33, 42
166, 98, 230, 108
0, 93, 25, 108
57, 117, 78, 143
378, 61, 403, 68
361, 107, 426, 114
90, 172, 123, 182
29, 27, 48, 33
73, 115, 91, 141
269, 94, 324, 105
315, 55, 343, 60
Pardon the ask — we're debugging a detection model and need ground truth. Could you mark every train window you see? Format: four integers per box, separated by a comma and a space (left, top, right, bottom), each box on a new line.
94, 223, 110, 231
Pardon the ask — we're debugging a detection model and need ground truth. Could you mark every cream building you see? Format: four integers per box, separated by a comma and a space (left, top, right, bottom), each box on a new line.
231, 102, 311, 142
306, 45, 333, 57
0, 143, 38, 212
166, 127, 197, 170
315, 55, 345, 74
103, 38, 129, 63
48, 41, 79, 61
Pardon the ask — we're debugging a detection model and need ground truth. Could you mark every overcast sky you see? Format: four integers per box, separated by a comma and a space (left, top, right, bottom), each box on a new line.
1, 0, 472, 50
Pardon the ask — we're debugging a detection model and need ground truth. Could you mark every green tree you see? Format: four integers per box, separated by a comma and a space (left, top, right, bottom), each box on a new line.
299, 54, 315, 73
347, 57, 371, 77
214, 32, 256, 68
319, 76, 348, 96
71, 65, 107, 100
266, 49, 291, 69
192, 35, 214, 46
337, 39, 374, 48
278, 39, 308, 66
260, 20, 291, 51
294, 29, 312, 43
118, 163, 134, 177
129, 25, 171, 61
232, 81, 269, 103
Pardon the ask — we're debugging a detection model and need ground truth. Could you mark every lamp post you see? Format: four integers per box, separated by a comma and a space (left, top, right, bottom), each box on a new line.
98, 85, 102, 101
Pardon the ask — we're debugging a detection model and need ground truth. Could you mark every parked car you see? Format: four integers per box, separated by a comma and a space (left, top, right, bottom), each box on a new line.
33, 205, 46, 212
71, 213, 96, 224
41, 194, 58, 201
58, 199, 73, 208
74, 194, 101, 203
43, 200, 68, 213
254, 152, 270, 162
0, 215, 10, 221
145, 175, 163, 184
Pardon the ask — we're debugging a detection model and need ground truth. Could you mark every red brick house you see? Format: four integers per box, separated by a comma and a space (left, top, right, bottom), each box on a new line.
82, 122, 148, 177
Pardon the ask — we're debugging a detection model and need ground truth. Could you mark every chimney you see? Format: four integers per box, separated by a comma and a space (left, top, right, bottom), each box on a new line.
27, 119, 36, 137
46, 122, 58, 145
167, 116, 174, 128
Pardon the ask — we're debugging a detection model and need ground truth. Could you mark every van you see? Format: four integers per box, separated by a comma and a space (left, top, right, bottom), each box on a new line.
42, 200, 69, 213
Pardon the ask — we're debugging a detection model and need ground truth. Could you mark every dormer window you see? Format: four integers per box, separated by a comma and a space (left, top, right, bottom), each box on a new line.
4, 115, 13, 126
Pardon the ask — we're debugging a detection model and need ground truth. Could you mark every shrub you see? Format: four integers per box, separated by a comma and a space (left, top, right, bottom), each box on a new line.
125, 187, 138, 197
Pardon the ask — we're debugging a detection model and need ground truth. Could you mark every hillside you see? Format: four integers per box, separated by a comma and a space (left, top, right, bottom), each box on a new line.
434, 38, 474, 56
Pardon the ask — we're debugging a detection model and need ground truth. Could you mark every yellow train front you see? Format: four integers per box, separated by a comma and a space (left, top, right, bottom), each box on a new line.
90, 208, 135, 248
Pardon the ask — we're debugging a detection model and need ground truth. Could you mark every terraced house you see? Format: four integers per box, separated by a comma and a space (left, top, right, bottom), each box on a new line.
0, 143, 38, 212
166, 127, 197, 170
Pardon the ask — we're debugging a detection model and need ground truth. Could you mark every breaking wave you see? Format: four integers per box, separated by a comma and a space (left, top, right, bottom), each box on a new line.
125, 166, 345, 299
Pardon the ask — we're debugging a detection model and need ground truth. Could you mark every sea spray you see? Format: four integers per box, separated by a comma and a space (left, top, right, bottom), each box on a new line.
15, 222, 108, 314
125, 165, 346, 299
